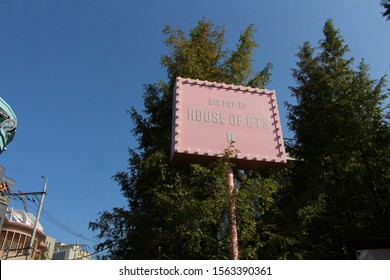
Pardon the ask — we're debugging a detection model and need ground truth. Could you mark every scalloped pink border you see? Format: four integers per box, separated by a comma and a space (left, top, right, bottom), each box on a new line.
171, 77, 286, 167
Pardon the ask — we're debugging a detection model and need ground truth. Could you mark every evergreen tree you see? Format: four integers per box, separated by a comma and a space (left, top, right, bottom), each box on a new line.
286, 19, 390, 259
381, 0, 390, 21
89, 19, 279, 259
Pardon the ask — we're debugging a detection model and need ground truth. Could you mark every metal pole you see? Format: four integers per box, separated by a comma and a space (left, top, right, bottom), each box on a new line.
25, 176, 47, 260
227, 166, 239, 260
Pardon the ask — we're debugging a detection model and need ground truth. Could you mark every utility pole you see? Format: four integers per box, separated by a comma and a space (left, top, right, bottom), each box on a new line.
25, 176, 47, 260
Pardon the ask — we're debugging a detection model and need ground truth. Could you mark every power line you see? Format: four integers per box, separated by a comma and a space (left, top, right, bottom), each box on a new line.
29, 199, 98, 244
10, 196, 99, 244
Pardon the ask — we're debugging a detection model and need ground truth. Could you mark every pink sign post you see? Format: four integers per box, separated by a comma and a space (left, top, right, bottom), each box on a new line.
171, 77, 287, 260
171, 77, 286, 169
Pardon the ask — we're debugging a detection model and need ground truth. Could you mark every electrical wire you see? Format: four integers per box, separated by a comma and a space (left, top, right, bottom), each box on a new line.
71, 245, 110, 260
29, 198, 98, 244
10, 195, 99, 244
6, 195, 124, 259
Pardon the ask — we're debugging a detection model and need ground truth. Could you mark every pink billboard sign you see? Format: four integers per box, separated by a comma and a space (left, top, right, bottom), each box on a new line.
171, 77, 286, 170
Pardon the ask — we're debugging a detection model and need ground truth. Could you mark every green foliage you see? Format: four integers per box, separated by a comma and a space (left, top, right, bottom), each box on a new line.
90, 19, 280, 259
286, 19, 390, 259
90, 17, 389, 260
381, 0, 390, 21
161, 19, 226, 85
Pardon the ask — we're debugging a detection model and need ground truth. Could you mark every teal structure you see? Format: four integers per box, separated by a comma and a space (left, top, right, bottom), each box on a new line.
0, 97, 17, 154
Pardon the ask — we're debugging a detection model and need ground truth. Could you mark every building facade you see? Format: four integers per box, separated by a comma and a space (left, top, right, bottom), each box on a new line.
45, 236, 56, 260
52, 242, 91, 260
0, 208, 48, 260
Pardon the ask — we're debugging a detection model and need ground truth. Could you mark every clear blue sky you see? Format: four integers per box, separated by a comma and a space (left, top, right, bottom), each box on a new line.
1, 0, 389, 256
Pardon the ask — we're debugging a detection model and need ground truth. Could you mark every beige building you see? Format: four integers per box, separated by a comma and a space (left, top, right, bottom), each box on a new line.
0, 208, 48, 260
45, 236, 56, 260
52, 242, 91, 260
